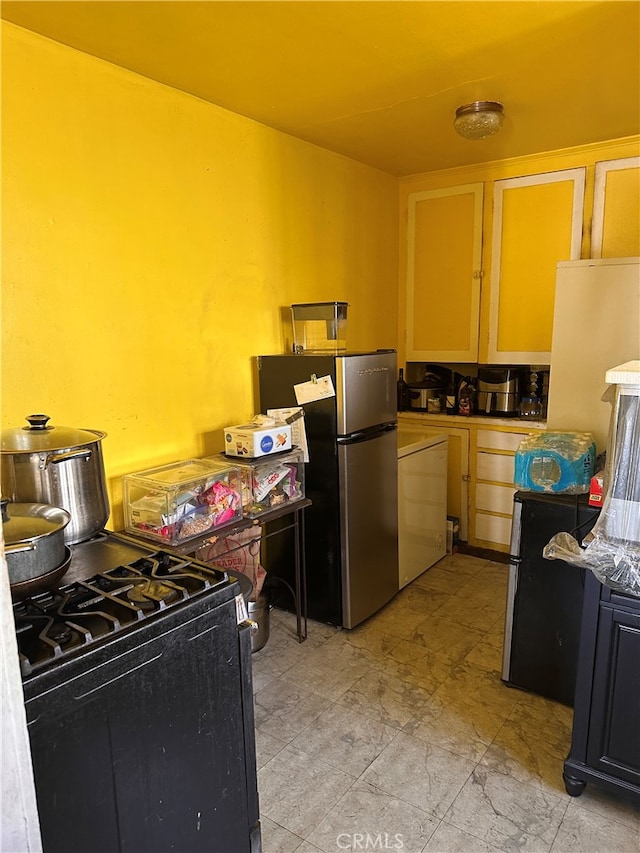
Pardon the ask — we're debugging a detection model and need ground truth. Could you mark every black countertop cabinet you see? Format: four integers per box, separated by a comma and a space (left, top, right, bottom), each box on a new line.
564, 570, 640, 802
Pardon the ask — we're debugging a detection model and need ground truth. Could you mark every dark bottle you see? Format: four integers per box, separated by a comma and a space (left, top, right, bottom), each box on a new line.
397, 368, 409, 412
458, 377, 475, 416
445, 378, 457, 416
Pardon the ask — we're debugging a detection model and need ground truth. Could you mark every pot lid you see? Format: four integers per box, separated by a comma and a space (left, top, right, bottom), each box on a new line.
1, 500, 71, 545
1, 414, 106, 453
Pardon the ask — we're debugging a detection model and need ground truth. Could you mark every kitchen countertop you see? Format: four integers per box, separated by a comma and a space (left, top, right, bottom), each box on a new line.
398, 411, 547, 430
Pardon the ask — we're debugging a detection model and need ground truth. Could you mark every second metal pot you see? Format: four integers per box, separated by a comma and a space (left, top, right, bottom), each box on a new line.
247, 594, 270, 653
9, 548, 72, 601
2, 499, 71, 584
1, 414, 110, 544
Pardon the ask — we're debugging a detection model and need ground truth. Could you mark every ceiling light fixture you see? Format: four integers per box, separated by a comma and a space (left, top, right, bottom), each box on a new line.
454, 101, 504, 140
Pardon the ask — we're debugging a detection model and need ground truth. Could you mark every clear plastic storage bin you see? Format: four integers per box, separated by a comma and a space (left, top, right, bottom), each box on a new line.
206, 448, 304, 517
124, 459, 242, 544
291, 302, 348, 352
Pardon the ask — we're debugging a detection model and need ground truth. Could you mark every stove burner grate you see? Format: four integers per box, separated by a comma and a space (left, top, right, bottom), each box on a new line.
13, 544, 229, 677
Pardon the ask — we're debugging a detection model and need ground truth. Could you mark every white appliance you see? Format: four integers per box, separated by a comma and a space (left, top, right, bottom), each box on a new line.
547, 257, 640, 452
397, 431, 448, 588
602, 361, 640, 544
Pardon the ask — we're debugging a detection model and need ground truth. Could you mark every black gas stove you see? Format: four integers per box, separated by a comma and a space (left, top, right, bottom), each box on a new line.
14, 530, 261, 853
14, 531, 232, 677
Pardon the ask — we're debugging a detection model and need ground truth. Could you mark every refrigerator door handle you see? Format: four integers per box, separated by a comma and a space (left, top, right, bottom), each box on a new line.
502, 499, 523, 682
502, 563, 519, 681
337, 423, 397, 445
337, 431, 369, 444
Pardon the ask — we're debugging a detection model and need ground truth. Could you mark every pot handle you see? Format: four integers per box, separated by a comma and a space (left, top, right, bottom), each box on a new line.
46, 448, 92, 466
4, 541, 36, 555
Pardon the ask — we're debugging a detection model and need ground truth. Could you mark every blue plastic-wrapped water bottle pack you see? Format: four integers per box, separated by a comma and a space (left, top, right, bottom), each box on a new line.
514, 431, 596, 494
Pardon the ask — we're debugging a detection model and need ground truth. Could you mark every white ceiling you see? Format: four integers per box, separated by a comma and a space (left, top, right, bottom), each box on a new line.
2, 0, 639, 176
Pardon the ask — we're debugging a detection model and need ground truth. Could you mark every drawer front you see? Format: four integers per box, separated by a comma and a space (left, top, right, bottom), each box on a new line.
477, 451, 515, 484
474, 512, 513, 546
475, 482, 517, 515
477, 429, 533, 452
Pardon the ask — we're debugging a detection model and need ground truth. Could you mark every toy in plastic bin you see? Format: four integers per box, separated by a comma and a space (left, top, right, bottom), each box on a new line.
514, 432, 596, 494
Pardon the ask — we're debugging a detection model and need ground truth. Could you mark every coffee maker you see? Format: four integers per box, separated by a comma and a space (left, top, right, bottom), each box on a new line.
476, 367, 522, 416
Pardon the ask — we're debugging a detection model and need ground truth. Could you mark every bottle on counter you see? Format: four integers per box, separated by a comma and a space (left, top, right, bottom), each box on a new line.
519, 396, 543, 420
457, 377, 476, 416
397, 368, 409, 412
445, 378, 457, 416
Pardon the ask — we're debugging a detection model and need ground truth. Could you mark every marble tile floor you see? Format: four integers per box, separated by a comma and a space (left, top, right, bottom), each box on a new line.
252, 553, 640, 853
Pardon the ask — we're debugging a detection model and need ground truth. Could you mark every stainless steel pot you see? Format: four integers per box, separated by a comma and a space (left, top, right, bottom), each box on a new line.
2, 499, 71, 584
9, 549, 72, 601
247, 594, 270, 653
1, 414, 110, 544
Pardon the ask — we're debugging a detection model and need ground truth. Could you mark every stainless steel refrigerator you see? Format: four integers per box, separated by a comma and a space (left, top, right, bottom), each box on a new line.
257, 350, 398, 628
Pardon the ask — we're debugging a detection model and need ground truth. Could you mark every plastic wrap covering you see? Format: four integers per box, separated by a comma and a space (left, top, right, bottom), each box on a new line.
514, 432, 596, 494
543, 377, 640, 597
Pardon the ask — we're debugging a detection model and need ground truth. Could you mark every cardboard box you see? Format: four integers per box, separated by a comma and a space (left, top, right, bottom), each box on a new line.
224, 422, 292, 457
588, 471, 604, 507
446, 515, 460, 555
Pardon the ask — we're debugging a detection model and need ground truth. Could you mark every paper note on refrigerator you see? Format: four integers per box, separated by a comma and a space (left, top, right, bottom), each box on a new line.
294, 375, 335, 405
267, 406, 309, 462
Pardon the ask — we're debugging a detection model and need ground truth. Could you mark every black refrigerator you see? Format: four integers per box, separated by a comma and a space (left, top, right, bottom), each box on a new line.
502, 491, 600, 706
257, 350, 398, 628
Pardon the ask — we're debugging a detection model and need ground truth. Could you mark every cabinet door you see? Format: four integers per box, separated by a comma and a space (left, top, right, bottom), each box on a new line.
586, 605, 640, 784
440, 427, 470, 542
487, 169, 585, 364
592, 157, 640, 259
406, 184, 483, 362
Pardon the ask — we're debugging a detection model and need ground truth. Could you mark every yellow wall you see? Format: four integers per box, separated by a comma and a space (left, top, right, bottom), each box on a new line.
397, 137, 640, 366
1, 23, 399, 529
